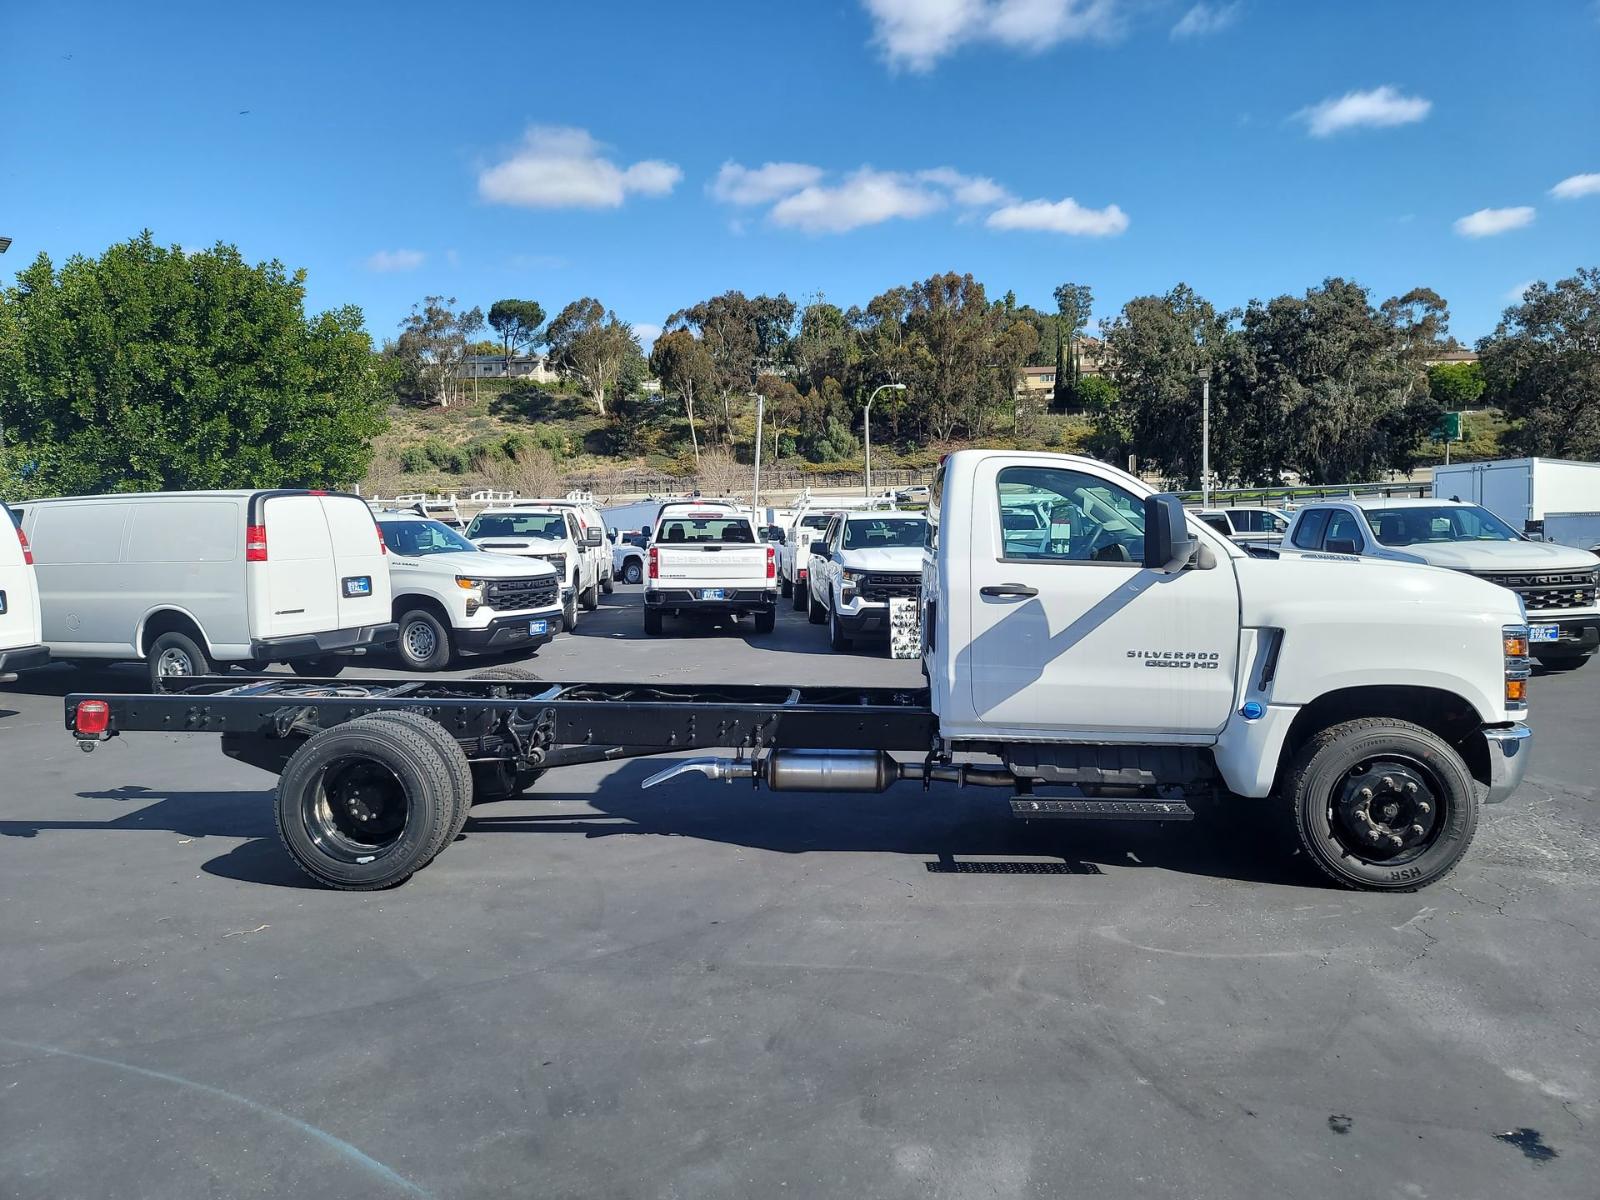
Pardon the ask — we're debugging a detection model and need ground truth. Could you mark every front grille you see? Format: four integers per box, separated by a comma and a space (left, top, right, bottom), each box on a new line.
859, 572, 922, 603
485, 576, 560, 611
529, 553, 566, 578
1476, 570, 1598, 612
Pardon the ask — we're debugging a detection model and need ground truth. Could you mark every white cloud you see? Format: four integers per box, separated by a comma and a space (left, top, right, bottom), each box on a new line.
861, 0, 1121, 71
986, 196, 1129, 236
1171, 2, 1239, 38
1297, 85, 1431, 137
711, 161, 826, 205
770, 168, 946, 233
365, 248, 425, 272
478, 126, 681, 209
1454, 206, 1535, 238
1550, 172, 1600, 200
633, 321, 663, 350
1505, 279, 1537, 301
916, 166, 1014, 206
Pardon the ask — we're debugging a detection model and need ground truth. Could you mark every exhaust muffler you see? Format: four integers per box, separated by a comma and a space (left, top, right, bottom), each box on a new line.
641, 750, 1013, 792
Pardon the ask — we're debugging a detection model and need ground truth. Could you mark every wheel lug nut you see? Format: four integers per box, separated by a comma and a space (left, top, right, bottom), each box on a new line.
1358, 787, 1374, 801
1388, 834, 1403, 847
1368, 829, 1382, 841
1405, 782, 1418, 794
1417, 802, 1431, 814
1409, 824, 1424, 836
1380, 776, 1395, 790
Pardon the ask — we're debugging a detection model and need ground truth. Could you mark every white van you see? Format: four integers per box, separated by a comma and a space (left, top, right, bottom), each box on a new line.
0, 503, 48, 681
16, 490, 397, 689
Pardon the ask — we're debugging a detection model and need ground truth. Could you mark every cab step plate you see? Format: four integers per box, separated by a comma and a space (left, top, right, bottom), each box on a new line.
1009, 797, 1194, 821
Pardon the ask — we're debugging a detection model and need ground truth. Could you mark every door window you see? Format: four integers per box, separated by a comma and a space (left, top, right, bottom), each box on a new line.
995, 466, 1145, 565
1324, 510, 1366, 552
1291, 509, 1331, 549
1199, 514, 1232, 536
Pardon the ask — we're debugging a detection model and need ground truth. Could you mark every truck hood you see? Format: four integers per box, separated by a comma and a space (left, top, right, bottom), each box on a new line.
1392, 540, 1600, 573
470, 536, 569, 557
837, 546, 924, 571
392, 549, 556, 578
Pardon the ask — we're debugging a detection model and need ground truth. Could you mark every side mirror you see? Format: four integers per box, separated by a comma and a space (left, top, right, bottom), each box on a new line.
1143, 494, 1198, 573
585, 527, 604, 547
811, 546, 829, 560
1325, 537, 1360, 556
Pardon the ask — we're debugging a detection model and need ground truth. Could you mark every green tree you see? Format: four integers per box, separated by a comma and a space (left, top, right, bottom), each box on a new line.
486, 298, 546, 367
1052, 283, 1094, 408
389, 295, 484, 407
0, 232, 386, 495
649, 329, 714, 463
666, 291, 796, 444
902, 272, 1008, 442
1427, 361, 1485, 410
1478, 268, 1600, 459
544, 298, 640, 416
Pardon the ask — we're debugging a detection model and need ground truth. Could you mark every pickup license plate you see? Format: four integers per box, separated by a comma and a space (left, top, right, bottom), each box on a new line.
341, 576, 372, 598
1530, 624, 1560, 643
528, 619, 549, 636
701, 588, 726, 601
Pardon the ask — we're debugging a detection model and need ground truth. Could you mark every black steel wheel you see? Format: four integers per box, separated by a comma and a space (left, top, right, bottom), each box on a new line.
360, 710, 474, 848
1285, 718, 1479, 891
274, 715, 457, 890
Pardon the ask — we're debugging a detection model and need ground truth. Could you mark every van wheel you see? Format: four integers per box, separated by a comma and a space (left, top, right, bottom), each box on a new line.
623, 560, 644, 585
829, 606, 853, 651
397, 608, 453, 671
1283, 718, 1479, 892
580, 579, 599, 611
644, 608, 664, 636
359, 710, 473, 848
148, 631, 211, 691
807, 587, 826, 625
754, 609, 776, 635
274, 716, 459, 890
793, 582, 808, 611
289, 656, 346, 678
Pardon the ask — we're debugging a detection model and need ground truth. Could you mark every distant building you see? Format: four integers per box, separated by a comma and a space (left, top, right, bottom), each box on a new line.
1014, 336, 1106, 399
1423, 349, 1479, 367
455, 353, 561, 382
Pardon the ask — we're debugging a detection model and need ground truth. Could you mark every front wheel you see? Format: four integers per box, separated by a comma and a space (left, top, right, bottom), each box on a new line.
601, 571, 614, 595
807, 586, 826, 625
580, 578, 599, 612
1284, 718, 1479, 892
396, 608, 453, 671
563, 586, 579, 630
829, 605, 852, 651
622, 559, 644, 585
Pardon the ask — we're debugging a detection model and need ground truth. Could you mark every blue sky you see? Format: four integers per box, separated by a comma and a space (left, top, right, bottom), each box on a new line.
4, 0, 1597, 347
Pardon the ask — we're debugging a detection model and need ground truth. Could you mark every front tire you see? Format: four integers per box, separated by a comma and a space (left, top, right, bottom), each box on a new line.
580, 577, 599, 612
807, 586, 826, 625
396, 608, 453, 672
563, 585, 579, 630
147, 630, 211, 691
601, 570, 614, 595
829, 605, 853, 651
1284, 718, 1479, 892
623, 559, 644, 585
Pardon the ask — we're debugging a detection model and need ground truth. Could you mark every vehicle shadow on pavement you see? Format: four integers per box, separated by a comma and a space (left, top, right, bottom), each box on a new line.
465, 760, 1313, 889
0, 784, 321, 890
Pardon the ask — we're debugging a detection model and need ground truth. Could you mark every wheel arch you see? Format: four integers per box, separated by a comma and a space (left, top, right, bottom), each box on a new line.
137, 607, 214, 659
392, 592, 454, 626
1278, 685, 1491, 790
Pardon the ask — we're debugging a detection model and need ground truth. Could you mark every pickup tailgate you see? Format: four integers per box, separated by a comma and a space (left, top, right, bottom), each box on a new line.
654, 545, 768, 584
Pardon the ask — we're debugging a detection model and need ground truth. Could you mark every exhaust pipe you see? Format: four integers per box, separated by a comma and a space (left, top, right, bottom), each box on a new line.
641, 750, 1014, 793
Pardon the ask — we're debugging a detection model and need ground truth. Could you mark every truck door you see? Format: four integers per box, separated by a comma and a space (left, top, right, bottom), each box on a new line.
966, 458, 1241, 739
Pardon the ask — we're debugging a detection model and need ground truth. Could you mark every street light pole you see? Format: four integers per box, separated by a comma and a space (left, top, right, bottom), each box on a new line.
864, 382, 906, 498
1200, 374, 1211, 508
752, 391, 765, 516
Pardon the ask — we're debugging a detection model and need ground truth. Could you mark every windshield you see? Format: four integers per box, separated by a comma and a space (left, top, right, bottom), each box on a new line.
1369, 505, 1520, 546
800, 514, 834, 530
656, 517, 755, 544
379, 519, 478, 556
843, 517, 927, 550
468, 513, 567, 540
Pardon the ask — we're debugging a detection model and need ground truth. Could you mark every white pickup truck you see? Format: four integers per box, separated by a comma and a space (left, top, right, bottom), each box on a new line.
73, 449, 1532, 894
806, 511, 928, 651
645, 502, 778, 636
466, 506, 600, 631
1279, 497, 1600, 671
778, 510, 838, 608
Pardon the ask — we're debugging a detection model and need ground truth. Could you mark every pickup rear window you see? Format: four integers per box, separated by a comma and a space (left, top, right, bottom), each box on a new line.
469, 514, 566, 540
656, 518, 754, 544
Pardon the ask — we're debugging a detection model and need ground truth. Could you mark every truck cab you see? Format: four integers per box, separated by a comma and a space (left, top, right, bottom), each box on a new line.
375, 512, 563, 670
806, 511, 928, 651
1281, 497, 1600, 670
0, 502, 48, 682
466, 506, 598, 631
1193, 507, 1290, 547
645, 502, 777, 636
779, 510, 839, 608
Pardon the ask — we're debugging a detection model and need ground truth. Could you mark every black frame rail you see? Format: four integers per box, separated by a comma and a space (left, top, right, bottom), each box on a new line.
65, 676, 939, 761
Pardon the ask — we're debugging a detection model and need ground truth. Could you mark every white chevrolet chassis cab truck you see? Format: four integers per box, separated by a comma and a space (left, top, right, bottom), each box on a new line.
69, 451, 1531, 894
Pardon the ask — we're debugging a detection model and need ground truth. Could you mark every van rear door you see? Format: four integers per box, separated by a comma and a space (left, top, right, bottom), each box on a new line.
320, 495, 391, 630
0, 505, 42, 654
255, 495, 339, 638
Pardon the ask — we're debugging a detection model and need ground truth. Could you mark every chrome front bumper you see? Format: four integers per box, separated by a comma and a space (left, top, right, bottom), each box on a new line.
1482, 723, 1532, 803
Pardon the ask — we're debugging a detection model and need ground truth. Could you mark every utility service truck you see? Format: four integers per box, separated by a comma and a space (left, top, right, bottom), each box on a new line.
65, 451, 1532, 895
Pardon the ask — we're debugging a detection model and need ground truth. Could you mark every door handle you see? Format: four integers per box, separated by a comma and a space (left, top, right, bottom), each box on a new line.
980, 584, 1038, 599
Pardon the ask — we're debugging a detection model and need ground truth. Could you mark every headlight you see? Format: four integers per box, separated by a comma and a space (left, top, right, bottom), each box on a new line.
455, 577, 484, 590
842, 569, 863, 584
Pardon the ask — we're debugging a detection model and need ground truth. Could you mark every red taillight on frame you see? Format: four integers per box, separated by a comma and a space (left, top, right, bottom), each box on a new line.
16, 526, 33, 566
75, 700, 110, 736
245, 525, 268, 562
647, 546, 659, 580
765, 545, 776, 580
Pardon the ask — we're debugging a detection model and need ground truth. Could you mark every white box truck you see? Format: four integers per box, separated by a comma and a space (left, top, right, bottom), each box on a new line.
1432, 457, 1600, 536
17, 489, 397, 689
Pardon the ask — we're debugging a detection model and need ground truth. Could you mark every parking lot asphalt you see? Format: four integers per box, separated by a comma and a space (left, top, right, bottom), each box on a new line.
1, 586, 1596, 1200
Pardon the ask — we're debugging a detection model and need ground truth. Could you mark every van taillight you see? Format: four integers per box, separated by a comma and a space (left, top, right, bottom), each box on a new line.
375, 523, 387, 555
75, 700, 110, 735
765, 545, 776, 579
245, 525, 268, 562
647, 547, 658, 580
16, 526, 33, 566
